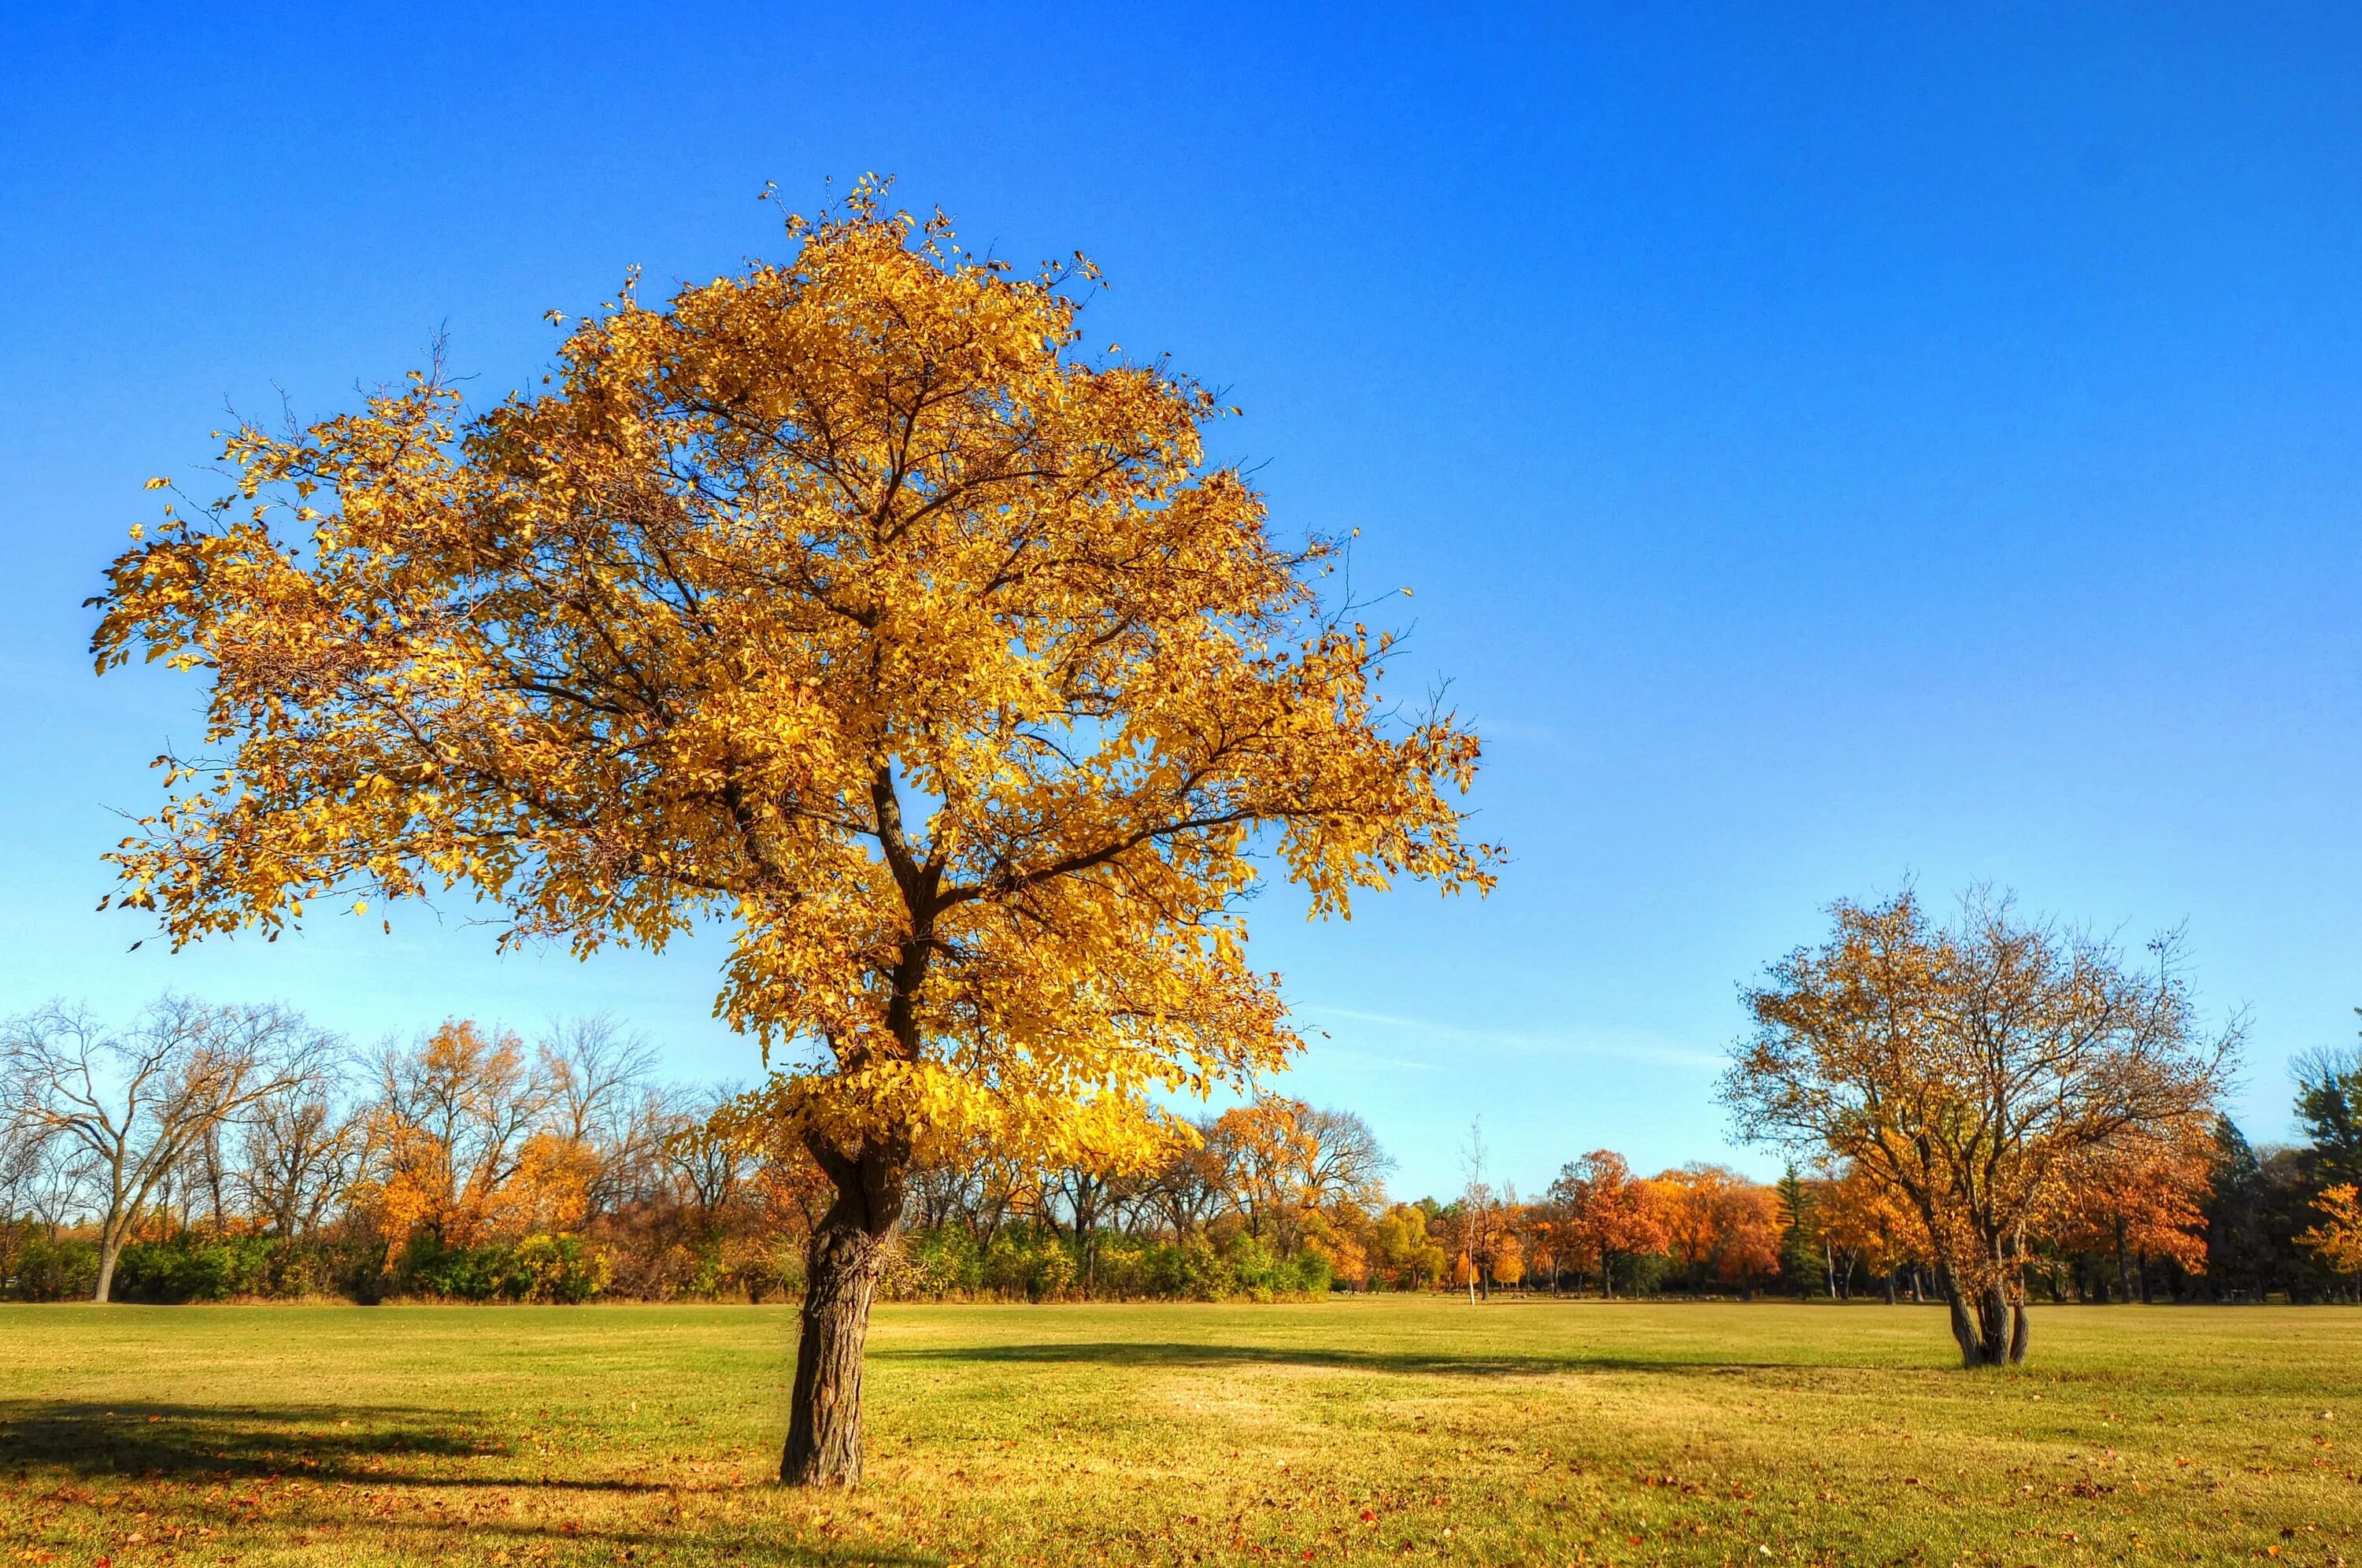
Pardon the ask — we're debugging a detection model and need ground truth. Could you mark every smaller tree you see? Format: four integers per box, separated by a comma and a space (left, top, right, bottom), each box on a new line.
2197, 1117, 2273, 1300
2049, 1126, 2212, 1303
357, 1019, 557, 1257
659, 1087, 755, 1263
1723, 887, 2236, 1366
1455, 1121, 1501, 1301
2, 997, 335, 1300
1490, 1222, 1527, 1289
539, 1017, 662, 1224
1295, 1106, 1394, 1215
1772, 1167, 1825, 1299
1216, 1097, 1318, 1249
1818, 1162, 1917, 1303
235, 1074, 361, 1240
2294, 1026, 2362, 1190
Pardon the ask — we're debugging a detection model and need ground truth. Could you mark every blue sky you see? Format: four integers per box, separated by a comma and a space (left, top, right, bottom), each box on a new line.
4, 3, 2359, 1199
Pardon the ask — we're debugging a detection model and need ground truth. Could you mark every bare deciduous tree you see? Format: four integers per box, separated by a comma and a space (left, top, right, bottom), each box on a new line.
236, 1076, 361, 1240
2, 997, 337, 1300
539, 1016, 661, 1222
1458, 1119, 1499, 1303
1299, 1106, 1393, 1208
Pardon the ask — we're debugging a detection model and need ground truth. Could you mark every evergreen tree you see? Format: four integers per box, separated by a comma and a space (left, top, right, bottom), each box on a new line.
1774, 1165, 1824, 1300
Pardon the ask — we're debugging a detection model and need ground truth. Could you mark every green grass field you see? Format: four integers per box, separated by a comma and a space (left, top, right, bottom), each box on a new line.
2, 1297, 2358, 1566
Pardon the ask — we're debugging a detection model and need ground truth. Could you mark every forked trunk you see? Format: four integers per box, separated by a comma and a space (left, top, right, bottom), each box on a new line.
1946, 1276, 2027, 1367
781, 1150, 906, 1488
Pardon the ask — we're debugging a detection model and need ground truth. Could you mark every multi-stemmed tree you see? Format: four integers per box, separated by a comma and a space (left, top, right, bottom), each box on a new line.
91, 184, 1494, 1483
1722, 887, 2234, 1366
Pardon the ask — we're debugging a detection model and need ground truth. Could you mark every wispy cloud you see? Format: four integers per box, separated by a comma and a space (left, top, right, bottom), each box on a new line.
1292, 1004, 1725, 1071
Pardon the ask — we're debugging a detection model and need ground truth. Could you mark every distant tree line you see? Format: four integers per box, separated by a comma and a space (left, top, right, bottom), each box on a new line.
4, 988, 2358, 1309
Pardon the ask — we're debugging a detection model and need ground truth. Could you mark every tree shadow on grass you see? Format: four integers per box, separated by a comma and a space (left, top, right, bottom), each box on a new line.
0, 1399, 513, 1482
0, 1400, 939, 1566
880, 1341, 1820, 1378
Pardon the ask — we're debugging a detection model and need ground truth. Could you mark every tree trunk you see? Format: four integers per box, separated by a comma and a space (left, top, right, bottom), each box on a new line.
1883, 1268, 1897, 1306
1941, 1266, 2017, 1367
93, 1233, 121, 1304
1944, 1278, 1980, 1365
780, 1150, 906, 1488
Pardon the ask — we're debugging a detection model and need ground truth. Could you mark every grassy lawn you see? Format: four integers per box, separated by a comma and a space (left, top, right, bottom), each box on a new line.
2, 1297, 2358, 1566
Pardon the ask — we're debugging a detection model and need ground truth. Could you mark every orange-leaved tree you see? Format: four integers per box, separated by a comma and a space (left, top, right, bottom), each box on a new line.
2048, 1122, 2213, 1302
1653, 1163, 1779, 1293
90, 183, 1495, 1485
1545, 1148, 1665, 1300
1722, 887, 2234, 1367
1816, 1159, 1920, 1303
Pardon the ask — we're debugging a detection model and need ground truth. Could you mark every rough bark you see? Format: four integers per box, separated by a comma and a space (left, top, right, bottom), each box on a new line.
1944, 1273, 1982, 1365
1940, 1265, 2022, 1366
780, 1147, 906, 1488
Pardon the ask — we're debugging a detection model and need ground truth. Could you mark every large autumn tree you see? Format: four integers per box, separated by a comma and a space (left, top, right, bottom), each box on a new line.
1721, 888, 2234, 1367
91, 185, 1496, 1484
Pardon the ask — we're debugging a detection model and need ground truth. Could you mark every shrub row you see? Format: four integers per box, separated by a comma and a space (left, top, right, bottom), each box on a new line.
885, 1226, 1332, 1302
2, 1223, 1332, 1304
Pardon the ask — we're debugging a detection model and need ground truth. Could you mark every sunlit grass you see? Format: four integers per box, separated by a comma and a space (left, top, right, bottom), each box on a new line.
2, 1296, 2357, 1565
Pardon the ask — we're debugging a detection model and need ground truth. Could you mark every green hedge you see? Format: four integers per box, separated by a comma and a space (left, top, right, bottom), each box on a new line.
886, 1226, 1331, 1302
393, 1233, 610, 1303
0, 1230, 100, 1301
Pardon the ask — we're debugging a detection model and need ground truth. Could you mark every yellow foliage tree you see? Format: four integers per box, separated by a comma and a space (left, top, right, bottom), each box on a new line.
1373, 1203, 1446, 1289
2301, 1185, 2362, 1277
1490, 1224, 1527, 1288
91, 183, 1494, 1485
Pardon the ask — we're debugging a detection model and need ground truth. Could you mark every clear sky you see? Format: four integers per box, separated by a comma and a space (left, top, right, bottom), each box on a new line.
4, 4, 2358, 1200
